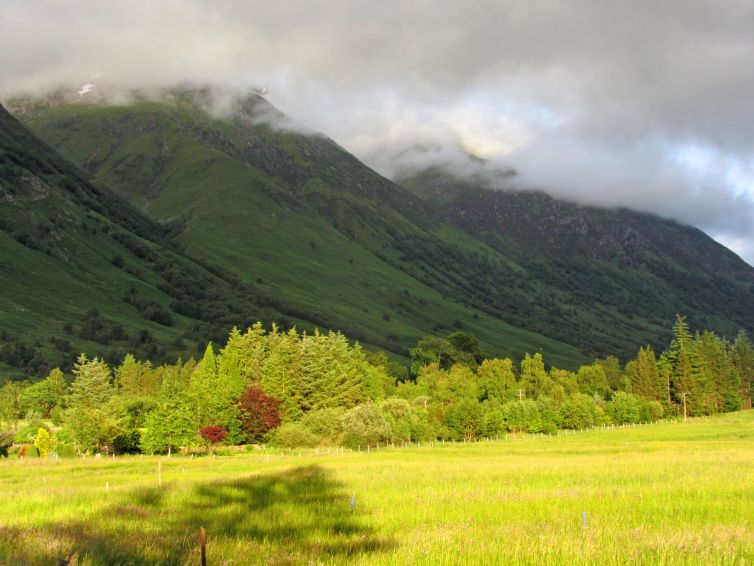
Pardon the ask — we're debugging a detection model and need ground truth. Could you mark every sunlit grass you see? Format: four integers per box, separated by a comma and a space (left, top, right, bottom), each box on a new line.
1, 412, 753, 564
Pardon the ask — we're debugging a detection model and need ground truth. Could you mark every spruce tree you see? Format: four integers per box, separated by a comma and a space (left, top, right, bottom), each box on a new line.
667, 316, 706, 415
69, 354, 113, 409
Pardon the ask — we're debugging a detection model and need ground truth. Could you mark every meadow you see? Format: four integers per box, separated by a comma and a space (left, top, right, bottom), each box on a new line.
1, 412, 752, 565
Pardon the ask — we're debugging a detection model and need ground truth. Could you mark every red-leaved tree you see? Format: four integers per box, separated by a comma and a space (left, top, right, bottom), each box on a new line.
199, 425, 227, 453
239, 387, 281, 442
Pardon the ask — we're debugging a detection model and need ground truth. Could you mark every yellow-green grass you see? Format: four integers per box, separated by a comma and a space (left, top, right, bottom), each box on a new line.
2, 412, 753, 565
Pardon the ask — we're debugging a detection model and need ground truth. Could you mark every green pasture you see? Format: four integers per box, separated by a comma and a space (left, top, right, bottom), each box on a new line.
1, 412, 752, 565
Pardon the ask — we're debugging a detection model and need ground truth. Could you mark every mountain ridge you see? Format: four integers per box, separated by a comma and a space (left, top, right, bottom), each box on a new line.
4, 86, 753, 374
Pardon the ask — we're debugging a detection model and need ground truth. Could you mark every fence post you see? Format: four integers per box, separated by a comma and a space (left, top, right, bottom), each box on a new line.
200, 527, 207, 566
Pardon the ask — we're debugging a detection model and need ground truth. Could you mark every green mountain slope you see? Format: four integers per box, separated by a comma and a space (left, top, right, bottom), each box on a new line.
0, 103, 307, 379
400, 167, 754, 344
10, 87, 753, 366
2, 95, 585, 375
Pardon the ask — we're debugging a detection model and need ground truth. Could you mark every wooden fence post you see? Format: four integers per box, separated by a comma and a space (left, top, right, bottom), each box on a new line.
200, 527, 207, 566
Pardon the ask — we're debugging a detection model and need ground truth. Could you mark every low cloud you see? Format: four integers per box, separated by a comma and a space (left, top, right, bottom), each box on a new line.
1, 0, 753, 263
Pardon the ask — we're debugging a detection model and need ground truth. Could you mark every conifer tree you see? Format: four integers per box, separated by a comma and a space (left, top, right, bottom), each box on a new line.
732, 331, 754, 406
115, 354, 157, 398
261, 328, 304, 420
69, 355, 113, 409
667, 316, 706, 415
141, 367, 197, 454
626, 346, 663, 401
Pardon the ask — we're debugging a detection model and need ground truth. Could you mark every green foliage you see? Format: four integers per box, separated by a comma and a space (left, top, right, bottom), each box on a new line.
55, 442, 77, 458
520, 353, 550, 398
0, 382, 23, 429
69, 354, 113, 409
560, 394, 609, 429
271, 423, 320, 448
340, 403, 393, 448
410, 332, 484, 376
21, 367, 66, 417
446, 399, 483, 440
300, 408, 345, 443
140, 389, 197, 454
477, 358, 517, 402
607, 392, 643, 424
33, 428, 53, 458
64, 407, 124, 455
0, 429, 13, 457
576, 364, 611, 399
502, 400, 541, 433
2, 316, 750, 455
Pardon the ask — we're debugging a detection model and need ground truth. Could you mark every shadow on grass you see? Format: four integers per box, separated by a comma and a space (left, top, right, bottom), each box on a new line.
0, 465, 394, 565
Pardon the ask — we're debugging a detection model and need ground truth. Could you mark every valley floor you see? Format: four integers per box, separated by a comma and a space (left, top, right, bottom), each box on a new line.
1, 412, 753, 565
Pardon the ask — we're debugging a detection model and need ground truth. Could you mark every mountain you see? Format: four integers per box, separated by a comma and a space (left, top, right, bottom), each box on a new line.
399, 167, 754, 340
0, 103, 302, 379
0, 92, 585, 379
6, 86, 754, 374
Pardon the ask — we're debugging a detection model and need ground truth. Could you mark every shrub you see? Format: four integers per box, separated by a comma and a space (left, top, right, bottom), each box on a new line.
380, 398, 414, 442
15, 423, 45, 444
56, 443, 77, 458
199, 425, 228, 453
607, 392, 642, 424
480, 400, 505, 437
239, 387, 282, 443
199, 425, 228, 444
647, 400, 664, 421
34, 428, 54, 458
300, 408, 345, 442
560, 394, 610, 429
447, 399, 483, 440
340, 403, 392, 447
502, 400, 541, 433
0, 430, 13, 458
50, 405, 65, 426
272, 423, 320, 448
536, 397, 562, 433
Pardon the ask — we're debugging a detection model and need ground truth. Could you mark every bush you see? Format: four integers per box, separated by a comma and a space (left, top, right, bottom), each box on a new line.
536, 397, 562, 433
0, 430, 13, 458
50, 405, 65, 426
340, 403, 392, 448
502, 400, 541, 433
56, 443, 77, 458
560, 394, 610, 429
447, 399, 483, 440
380, 398, 414, 442
607, 392, 642, 424
300, 408, 345, 442
272, 423, 320, 448
480, 400, 505, 437
239, 387, 282, 443
34, 428, 54, 458
15, 424, 45, 444
646, 400, 664, 421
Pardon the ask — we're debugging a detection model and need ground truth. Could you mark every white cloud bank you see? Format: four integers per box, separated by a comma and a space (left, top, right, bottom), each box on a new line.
1, 0, 753, 263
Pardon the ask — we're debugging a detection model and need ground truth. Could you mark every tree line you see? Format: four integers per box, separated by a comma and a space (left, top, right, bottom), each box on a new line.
0, 316, 752, 457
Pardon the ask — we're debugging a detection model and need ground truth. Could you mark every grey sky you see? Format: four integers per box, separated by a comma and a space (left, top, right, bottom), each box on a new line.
2, 0, 753, 263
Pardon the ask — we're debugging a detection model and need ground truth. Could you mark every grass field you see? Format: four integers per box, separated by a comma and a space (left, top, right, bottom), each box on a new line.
1, 412, 753, 565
